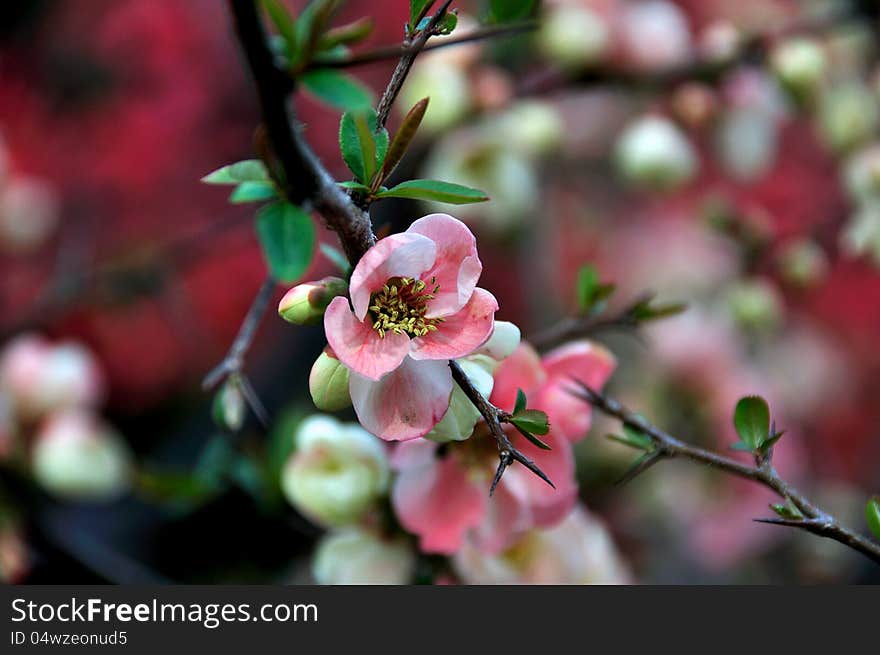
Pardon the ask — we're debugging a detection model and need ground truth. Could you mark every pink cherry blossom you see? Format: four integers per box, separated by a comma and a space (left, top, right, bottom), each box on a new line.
324, 214, 498, 441
491, 340, 616, 443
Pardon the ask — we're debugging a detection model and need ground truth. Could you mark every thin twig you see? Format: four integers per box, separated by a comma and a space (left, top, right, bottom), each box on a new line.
314, 21, 537, 69
202, 275, 276, 391
375, 0, 455, 129
449, 360, 554, 495
572, 382, 880, 566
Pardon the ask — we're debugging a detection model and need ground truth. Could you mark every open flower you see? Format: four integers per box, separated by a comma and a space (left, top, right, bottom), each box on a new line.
324, 214, 498, 441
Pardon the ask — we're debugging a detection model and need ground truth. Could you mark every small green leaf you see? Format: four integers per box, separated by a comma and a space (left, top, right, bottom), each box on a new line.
262, 0, 298, 65
375, 179, 489, 204
733, 396, 771, 451
409, 0, 434, 28
255, 202, 316, 283
489, 0, 536, 23
202, 160, 269, 185
514, 388, 527, 415
867, 497, 880, 540
229, 180, 279, 204
630, 298, 687, 322
339, 110, 388, 184
302, 69, 373, 111
292, 0, 338, 68
319, 16, 373, 50
512, 424, 551, 451
319, 243, 351, 274
576, 265, 598, 312
337, 180, 372, 192
434, 11, 458, 35
510, 409, 549, 436
770, 498, 803, 520
381, 97, 429, 182
607, 425, 653, 451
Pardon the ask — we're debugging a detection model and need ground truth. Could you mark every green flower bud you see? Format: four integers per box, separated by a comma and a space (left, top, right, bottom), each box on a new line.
727, 278, 783, 332
771, 38, 827, 99
537, 4, 610, 70
819, 83, 879, 153
615, 116, 698, 191
309, 350, 351, 412
278, 277, 347, 325
212, 376, 246, 431
777, 239, 829, 289
312, 527, 415, 585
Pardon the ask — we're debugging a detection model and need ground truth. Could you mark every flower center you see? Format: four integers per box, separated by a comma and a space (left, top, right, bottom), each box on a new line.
369, 276, 442, 338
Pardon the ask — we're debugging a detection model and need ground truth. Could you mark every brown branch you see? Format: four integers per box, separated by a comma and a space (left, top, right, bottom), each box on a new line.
313, 20, 537, 69
449, 360, 553, 495
572, 382, 880, 566
375, 0, 455, 129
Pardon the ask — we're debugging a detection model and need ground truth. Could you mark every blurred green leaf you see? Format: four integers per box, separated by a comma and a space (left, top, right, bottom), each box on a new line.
302, 69, 373, 111
409, 0, 434, 28
514, 388, 527, 415
510, 409, 549, 435
194, 436, 236, 488
381, 97, 429, 182
733, 396, 771, 451
202, 160, 269, 185
867, 497, 880, 540
607, 425, 653, 451
375, 179, 489, 204
135, 470, 219, 511
770, 498, 803, 520
436, 11, 458, 35
489, 0, 536, 23
228, 180, 279, 204
320, 16, 373, 50
292, 0, 339, 67
255, 202, 316, 282
262, 0, 298, 64
629, 297, 687, 322
319, 243, 351, 274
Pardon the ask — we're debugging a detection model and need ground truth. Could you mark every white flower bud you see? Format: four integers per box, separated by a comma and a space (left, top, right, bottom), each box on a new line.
615, 116, 698, 191
537, 3, 610, 69
400, 60, 471, 134
32, 410, 132, 500
819, 83, 879, 153
312, 527, 416, 585
281, 416, 389, 527
0, 177, 60, 253
495, 101, 564, 158
843, 144, 880, 204
618, 1, 692, 72
427, 358, 494, 443
309, 350, 351, 412
771, 38, 827, 98
841, 204, 880, 265
727, 278, 783, 332
472, 320, 521, 364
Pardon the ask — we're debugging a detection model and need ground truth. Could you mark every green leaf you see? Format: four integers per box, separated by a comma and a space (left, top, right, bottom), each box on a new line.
202, 160, 269, 185
319, 17, 373, 50
512, 424, 551, 451
381, 97, 429, 181
576, 265, 598, 312
255, 202, 316, 283
630, 298, 687, 322
514, 388, 527, 415
489, 0, 536, 23
319, 243, 351, 274
375, 179, 489, 204
510, 409, 549, 436
292, 0, 338, 67
733, 396, 771, 451
436, 11, 458, 35
770, 498, 803, 520
337, 180, 372, 192
409, 0, 434, 28
262, 0, 298, 65
339, 110, 388, 185
229, 180, 279, 204
302, 69, 374, 112
867, 497, 880, 540
607, 425, 653, 451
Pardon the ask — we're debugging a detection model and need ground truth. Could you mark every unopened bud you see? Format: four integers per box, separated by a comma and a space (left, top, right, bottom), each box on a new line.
212, 376, 246, 431
615, 116, 698, 191
841, 205, 880, 265
0, 177, 60, 253
843, 144, 880, 204
819, 83, 879, 153
309, 349, 351, 411
778, 239, 829, 289
278, 277, 347, 325
312, 527, 416, 585
771, 38, 827, 99
537, 4, 610, 69
428, 358, 493, 443
727, 278, 783, 332
473, 320, 521, 364
281, 415, 389, 527
32, 410, 132, 500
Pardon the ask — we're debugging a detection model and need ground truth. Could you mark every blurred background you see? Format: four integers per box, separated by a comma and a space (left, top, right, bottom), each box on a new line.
1, 0, 879, 584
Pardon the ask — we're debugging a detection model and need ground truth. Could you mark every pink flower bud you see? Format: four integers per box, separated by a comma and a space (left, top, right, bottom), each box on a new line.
309, 349, 351, 412
278, 277, 347, 325
0, 177, 60, 253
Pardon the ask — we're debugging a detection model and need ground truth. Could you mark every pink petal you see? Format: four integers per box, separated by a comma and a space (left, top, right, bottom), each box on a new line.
349, 233, 437, 320
538, 341, 617, 442
488, 343, 546, 413
324, 297, 410, 381
408, 214, 482, 318
390, 439, 438, 471
392, 453, 487, 554
502, 430, 578, 528
409, 288, 498, 361
349, 357, 454, 441
470, 481, 531, 555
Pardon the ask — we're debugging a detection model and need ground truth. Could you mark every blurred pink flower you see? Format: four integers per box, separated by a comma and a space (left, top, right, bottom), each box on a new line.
491, 341, 616, 443
324, 214, 498, 441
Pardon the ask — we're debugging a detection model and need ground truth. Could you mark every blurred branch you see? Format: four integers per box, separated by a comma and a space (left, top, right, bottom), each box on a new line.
572, 382, 880, 566
375, 0, 455, 129
449, 361, 553, 495
519, 4, 857, 96
313, 20, 537, 69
